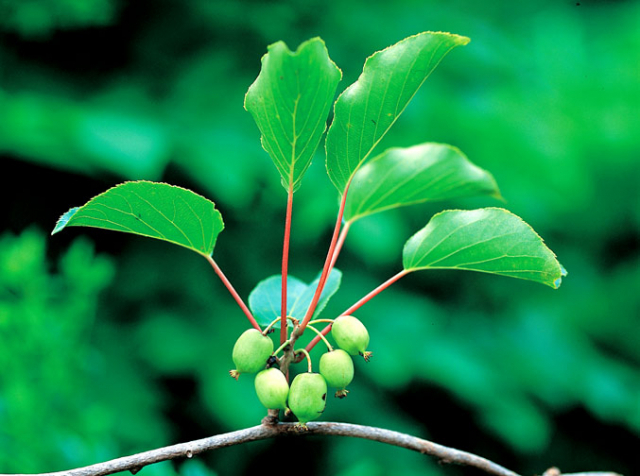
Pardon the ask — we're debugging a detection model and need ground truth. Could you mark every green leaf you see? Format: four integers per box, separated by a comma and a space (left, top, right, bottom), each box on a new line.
344, 143, 501, 222
249, 269, 342, 328
244, 37, 342, 192
325, 31, 470, 192
402, 208, 566, 288
52, 181, 224, 257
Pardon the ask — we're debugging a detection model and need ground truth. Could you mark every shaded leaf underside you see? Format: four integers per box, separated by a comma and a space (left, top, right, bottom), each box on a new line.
345, 143, 500, 222
249, 269, 342, 328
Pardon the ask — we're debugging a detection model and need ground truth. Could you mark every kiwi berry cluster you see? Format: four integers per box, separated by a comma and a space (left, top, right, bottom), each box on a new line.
229, 315, 371, 425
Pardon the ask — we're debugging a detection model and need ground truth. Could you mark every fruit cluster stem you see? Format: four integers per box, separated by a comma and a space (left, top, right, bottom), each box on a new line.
273, 339, 292, 357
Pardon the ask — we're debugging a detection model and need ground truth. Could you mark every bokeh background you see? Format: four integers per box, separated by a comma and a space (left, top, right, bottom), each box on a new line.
1, 0, 638, 475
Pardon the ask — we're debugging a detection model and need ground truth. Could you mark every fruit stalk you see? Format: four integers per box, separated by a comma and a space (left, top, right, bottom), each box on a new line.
306, 324, 334, 351
296, 348, 313, 373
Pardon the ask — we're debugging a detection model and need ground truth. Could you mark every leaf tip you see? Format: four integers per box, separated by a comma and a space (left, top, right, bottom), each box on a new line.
51, 207, 79, 235
457, 35, 471, 46
492, 189, 507, 203
552, 264, 568, 289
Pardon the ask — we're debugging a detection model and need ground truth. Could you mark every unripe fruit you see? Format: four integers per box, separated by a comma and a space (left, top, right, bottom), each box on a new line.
229, 328, 273, 379
288, 373, 327, 426
331, 315, 372, 361
255, 368, 289, 410
319, 349, 354, 398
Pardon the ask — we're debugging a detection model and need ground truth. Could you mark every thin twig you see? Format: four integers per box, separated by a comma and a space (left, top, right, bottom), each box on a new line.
0, 422, 621, 476
0, 422, 622, 476
0, 422, 514, 476
559, 474, 622, 476
543, 469, 622, 476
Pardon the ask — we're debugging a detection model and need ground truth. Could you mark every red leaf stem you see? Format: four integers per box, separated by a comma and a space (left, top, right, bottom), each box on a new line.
281, 184, 294, 344
205, 255, 261, 331
297, 184, 351, 336
305, 269, 410, 352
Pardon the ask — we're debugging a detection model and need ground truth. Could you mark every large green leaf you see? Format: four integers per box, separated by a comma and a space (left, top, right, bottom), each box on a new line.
244, 37, 342, 192
325, 31, 470, 192
248, 269, 342, 328
52, 181, 224, 257
344, 143, 501, 222
403, 208, 566, 288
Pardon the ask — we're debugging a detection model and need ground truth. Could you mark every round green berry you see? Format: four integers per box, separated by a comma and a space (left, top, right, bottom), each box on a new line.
288, 373, 327, 426
331, 315, 371, 361
229, 328, 273, 379
319, 349, 354, 398
255, 368, 289, 410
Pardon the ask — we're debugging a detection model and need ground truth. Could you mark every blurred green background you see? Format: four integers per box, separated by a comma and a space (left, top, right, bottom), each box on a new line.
1, 0, 638, 475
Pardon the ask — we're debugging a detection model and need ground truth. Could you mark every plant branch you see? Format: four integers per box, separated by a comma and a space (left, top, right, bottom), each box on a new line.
2, 422, 620, 476
542, 469, 621, 476
204, 255, 261, 331
305, 269, 410, 352
281, 184, 294, 345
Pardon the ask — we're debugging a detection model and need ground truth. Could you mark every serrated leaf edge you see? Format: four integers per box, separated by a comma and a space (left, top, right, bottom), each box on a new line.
243, 37, 342, 192
403, 207, 566, 288
51, 180, 224, 257
326, 31, 471, 192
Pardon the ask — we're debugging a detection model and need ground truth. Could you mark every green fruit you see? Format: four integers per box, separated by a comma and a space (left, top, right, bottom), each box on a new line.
288, 373, 327, 425
331, 315, 372, 361
319, 349, 354, 398
255, 368, 289, 410
229, 328, 273, 379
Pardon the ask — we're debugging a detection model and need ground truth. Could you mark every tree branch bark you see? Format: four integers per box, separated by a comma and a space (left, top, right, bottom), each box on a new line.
0, 422, 623, 476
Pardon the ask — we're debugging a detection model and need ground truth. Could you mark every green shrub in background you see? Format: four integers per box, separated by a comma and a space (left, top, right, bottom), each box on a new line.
0, 230, 174, 474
